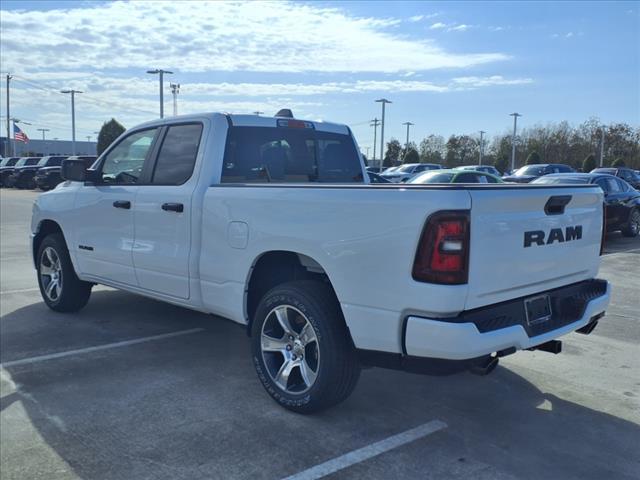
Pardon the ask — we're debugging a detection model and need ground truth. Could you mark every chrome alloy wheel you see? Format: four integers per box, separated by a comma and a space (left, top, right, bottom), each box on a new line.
40, 246, 63, 301
260, 305, 320, 394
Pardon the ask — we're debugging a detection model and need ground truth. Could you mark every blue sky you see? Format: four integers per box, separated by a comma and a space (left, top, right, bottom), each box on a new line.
1, 1, 638, 154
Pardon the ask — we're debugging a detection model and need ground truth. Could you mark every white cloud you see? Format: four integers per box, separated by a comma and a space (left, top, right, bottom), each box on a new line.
450, 24, 471, 32
429, 22, 448, 30
452, 75, 533, 88
409, 15, 425, 22
1, 1, 507, 74
565, 32, 574, 38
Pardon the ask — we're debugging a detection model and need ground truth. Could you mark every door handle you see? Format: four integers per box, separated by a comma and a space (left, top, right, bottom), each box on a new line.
113, 200, 131, 209
161, 202, 184, 213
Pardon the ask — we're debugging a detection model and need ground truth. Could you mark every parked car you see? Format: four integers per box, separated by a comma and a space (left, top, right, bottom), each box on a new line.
532, 173, 640, 237
381, 163, 442, 183
368, 172, 391, 183
32, 111, 610, 413
409, 168, 504, 184
5, 157, 41, 188
35, 155, 94, 191
0, 157, 21, 186
503, 163, 575, 183
590, 167, 640, 190
455, 165, 502, 177
380, 166, 399, 174
11, 156, 64, 189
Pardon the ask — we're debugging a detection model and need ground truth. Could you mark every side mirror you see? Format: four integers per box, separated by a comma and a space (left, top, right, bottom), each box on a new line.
61, 159, 88, 182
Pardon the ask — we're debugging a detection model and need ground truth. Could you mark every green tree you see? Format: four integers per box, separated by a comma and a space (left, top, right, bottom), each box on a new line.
582, 154, 597, 173
445, 135, 478, 168
612, 158, 626, 167
494, 155, 509, 175
383, 138, 402, 167
403, 148, 419, 164
526, 151, 541, 165
97, 118, 126, 155
418, 135, 445, 164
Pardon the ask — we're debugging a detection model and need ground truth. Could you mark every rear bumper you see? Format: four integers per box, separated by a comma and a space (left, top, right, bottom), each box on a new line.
404, 279, 610, 360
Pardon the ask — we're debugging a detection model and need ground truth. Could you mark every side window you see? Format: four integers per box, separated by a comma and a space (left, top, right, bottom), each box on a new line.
595, 178, 610, 193
614, 178, 628, 192
484, 174, 499, 183
456, 173, 480, 183
49, 157, 63, 167
608, 178, 622, 192
152, 124, 202, 185
101, 129, 157, 184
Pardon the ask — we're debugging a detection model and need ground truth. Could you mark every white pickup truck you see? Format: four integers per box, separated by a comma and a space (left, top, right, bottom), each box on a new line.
31, 111, 611, 413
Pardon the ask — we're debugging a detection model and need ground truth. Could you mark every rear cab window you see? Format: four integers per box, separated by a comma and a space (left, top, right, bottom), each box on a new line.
221, 126, 363, 183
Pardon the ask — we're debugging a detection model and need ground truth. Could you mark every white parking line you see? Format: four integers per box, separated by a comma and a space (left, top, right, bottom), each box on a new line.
0, 328, 205, 368
282, 420, 447, 480
0, 287, 41, 295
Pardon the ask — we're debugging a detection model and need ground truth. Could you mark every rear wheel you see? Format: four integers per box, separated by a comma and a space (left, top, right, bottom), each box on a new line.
251, 280, 360, 413
37, 233, 92, 312
622, 209, 639, 237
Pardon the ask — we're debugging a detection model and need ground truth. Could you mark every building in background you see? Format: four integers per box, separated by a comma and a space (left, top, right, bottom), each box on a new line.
0, 137, 96, 157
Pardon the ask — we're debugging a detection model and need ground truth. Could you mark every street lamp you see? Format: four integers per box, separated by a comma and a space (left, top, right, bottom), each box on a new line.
375, 99, 391, 168
402, 121, 414, 161
38, 128, 50, 155
61, 89, 83, 155
147, 69, 173, 118
509, 112, 522, 172
479, 130, 485, 165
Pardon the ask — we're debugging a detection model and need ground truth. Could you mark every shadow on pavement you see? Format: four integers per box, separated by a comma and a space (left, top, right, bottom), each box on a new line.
1, 290, 639, 480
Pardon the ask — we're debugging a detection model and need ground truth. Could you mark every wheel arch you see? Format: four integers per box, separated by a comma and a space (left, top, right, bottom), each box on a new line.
244, 250, 341, 336
32, 219, 65, 267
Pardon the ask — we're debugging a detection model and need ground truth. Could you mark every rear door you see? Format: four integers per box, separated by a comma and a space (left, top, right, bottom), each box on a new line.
466, 186, 603, 308
132, 122, 203, 299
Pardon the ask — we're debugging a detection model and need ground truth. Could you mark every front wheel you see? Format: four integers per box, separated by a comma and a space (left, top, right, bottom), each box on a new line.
622, 209, 639, 237
251, 281, 360, 414
37, 233, 92, 312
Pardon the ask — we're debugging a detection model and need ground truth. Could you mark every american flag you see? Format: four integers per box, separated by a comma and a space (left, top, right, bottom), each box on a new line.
14, 124, 29, 143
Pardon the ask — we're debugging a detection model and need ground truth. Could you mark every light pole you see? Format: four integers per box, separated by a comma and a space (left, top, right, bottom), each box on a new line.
61, 89, 82, 155
170, 83, 180, 116
147, 69, 173, 118
5, 74, 12, 156
599, 127, 605, 167
375, 99, 391, 167
509, 113, 522, 171
479, 130, 485, 165
402, 121, 414, 162
38, 128, 50, 155
370, 118, 380, 170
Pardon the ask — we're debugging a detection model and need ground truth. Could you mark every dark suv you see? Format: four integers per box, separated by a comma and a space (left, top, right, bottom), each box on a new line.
591, 167, 640, 190
0, 157, 21, 186
6, 157, 41, 188
35, 155, 96, 190
502, 163, 575, 183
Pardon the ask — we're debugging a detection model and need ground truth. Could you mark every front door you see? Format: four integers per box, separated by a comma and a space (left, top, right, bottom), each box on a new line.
73, 128, 160, 286
132, 123, 203, 299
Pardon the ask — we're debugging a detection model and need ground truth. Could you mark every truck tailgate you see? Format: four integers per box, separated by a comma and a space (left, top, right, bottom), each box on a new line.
466, 186, 603, 309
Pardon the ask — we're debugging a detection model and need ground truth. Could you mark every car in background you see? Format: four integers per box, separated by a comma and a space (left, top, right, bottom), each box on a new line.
380, 166, 399, 174
368, 172, 391, 183
408, 168, 504, 184
0, 157, 21, 186
502, 163, 575, 183
35, 155, 96, 191
11, 156, 63, 189
455, 165, 502, 177
590, 167, 640, 190
532, 173, 640, 237
381, 163, 442, 183
5, 157, 41, 188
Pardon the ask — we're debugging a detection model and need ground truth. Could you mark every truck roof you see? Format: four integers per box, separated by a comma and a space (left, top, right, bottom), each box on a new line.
132, 112, 350, 135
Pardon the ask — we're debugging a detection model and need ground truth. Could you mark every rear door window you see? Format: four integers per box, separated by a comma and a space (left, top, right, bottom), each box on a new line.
152, 123, 202, 185
222, 126, 363, 183
455, 172, 481, 183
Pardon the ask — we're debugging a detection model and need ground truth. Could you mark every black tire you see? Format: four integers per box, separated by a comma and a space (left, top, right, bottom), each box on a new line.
251, 280, 360, 414
37, 233, 92, 312
622, 209, 639, 237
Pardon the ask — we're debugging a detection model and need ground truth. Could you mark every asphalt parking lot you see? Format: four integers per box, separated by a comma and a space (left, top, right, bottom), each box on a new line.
1, 188, 639, 480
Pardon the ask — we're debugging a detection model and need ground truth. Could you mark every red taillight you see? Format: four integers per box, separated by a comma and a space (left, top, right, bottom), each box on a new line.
413, 211, 470, 284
